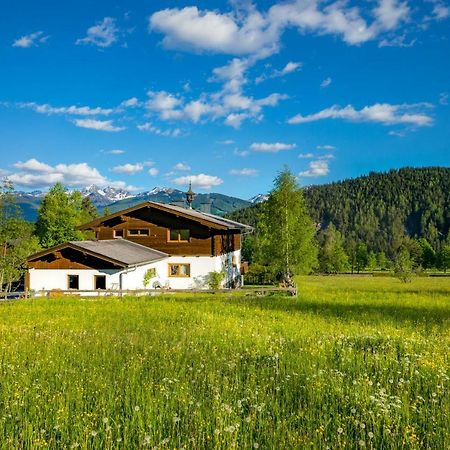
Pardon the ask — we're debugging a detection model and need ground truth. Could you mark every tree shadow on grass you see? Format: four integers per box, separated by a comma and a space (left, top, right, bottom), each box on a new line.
156, 291, 450, 328
239, 295, 450, 328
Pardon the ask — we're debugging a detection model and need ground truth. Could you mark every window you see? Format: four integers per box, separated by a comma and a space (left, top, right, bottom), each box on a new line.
114, 229, 124, 238
168, 263, 190, 277
168, 229, 190, 242
94, 275, 106, 290
128, 229, 150, 237
68, 275, 79, 290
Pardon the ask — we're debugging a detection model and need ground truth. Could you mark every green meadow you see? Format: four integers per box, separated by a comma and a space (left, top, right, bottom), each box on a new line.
0, 276, 449, 449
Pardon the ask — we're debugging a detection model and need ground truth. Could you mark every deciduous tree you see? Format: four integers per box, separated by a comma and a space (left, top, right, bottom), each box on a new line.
35, 183, 85, 248
0, 179, 40, 294
318, 223, 349, 273
257, 168, 317, 284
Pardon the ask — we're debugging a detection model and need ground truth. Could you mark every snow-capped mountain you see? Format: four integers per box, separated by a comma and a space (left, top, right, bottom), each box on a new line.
248, 194, 269, 204
81, 185, 132, 206
13, 185, 252, 221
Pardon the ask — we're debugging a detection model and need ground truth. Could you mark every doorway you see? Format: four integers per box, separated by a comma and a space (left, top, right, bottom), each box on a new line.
94, 275, 106, 290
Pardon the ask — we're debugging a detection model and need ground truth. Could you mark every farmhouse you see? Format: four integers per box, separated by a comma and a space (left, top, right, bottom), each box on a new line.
26, 195, 252, 294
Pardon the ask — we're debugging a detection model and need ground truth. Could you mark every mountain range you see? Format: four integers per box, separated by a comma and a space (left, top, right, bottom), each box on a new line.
14, 185, 259, 222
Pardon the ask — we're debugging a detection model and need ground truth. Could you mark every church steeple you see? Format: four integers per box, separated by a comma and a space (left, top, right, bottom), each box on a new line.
186, 181, 195, 209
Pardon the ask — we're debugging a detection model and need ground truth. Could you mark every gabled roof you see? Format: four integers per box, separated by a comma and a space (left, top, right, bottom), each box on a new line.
78, 201, 253, 231
28, 239, 168, 267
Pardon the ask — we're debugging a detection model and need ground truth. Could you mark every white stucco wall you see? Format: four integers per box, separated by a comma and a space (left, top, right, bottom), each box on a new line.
29, 250, 242, 294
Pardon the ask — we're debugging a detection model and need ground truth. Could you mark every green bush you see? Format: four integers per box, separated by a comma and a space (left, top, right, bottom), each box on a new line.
206, 271, 225, 290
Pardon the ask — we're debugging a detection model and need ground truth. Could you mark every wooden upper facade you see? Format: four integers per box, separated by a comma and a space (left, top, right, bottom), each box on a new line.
78, 201, 252, 257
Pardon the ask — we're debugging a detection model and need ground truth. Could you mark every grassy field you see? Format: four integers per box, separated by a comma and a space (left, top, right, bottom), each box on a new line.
0, 276, 448, 449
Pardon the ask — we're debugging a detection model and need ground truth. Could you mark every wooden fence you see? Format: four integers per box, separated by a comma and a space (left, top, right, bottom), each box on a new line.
0, 286, 297, 300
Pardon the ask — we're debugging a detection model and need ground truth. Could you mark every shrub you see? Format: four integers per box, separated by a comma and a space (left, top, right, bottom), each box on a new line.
393, 249, 414, 283
245, 264, 278, 285
206, 271, 225, 290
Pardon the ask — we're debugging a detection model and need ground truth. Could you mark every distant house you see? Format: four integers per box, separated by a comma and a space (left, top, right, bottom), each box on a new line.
26, 198, 252, 294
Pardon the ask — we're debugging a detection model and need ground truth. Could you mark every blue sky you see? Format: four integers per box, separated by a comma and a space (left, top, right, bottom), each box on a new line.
0, 0, 449, 199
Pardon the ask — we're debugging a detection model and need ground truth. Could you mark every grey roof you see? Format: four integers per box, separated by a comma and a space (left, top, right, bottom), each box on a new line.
70, 239, 168, 266
152, 201, 253, 230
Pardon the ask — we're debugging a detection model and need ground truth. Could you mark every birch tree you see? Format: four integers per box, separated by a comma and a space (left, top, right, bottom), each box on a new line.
258, 168, 317, 285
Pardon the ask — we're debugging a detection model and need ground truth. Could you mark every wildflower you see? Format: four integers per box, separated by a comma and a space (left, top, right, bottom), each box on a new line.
253, 443, 260, 449
368, 432, 374, 439
91, 431, 98, 437
134, 405, 140, 412
337, 427, 344, 434
225, 425, 236, 433
173, 415, 180, 423
359, 440, 365, 447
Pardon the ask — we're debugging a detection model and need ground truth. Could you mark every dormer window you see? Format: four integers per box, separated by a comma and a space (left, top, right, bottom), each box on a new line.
168, 229, 190, 242
128, 229, 150, 237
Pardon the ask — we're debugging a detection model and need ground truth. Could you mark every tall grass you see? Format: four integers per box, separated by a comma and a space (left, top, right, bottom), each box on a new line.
0, 276, 448, 449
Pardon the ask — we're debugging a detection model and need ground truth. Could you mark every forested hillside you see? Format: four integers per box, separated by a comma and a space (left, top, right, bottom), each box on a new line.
228, 167, 450, 257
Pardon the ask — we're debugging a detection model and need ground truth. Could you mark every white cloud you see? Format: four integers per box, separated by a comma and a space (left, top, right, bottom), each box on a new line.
250, 142, 296, 152
173, 162, 191, 171
137, 122, 181, 137
211, 58, 249, 93
12, 31, 50, 48
18, 102, 114, 116
120, 97, 140, 108
104, 149, 125, 155
234, 148, 250, 157
224, 112, 251, 129
76, 17, 119, 48
112, 161, 153, 175
279, 61, 302, 75
388, 129, 406, 137
14, 158, 53, 173
298, 152, 314, 158
320, 77, 332, 88
218, 139, 235, 145
172, 173, 223, 189
317, 144, 335, 150
150, 1, 417, 59
10, 159, 131, 189
140, 58, 287, 128
299, 160, 330, 177
319, 153, 335, 159
378, 34, 416, 47
229, 168, 259, 176
111, 163, 144, 174
148, 168, 159, 176
149, 6, 278, 57
373, 0, 410, 31
288, 103, 433, 127
146, 90, 183, 119
256, 61, 302, 83
73, 119, 125, 132
431, 1, 450, 20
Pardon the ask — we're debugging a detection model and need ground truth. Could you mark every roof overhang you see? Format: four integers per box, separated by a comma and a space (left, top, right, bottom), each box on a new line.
78, 201, 252, 232
28, 242, 128, 268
